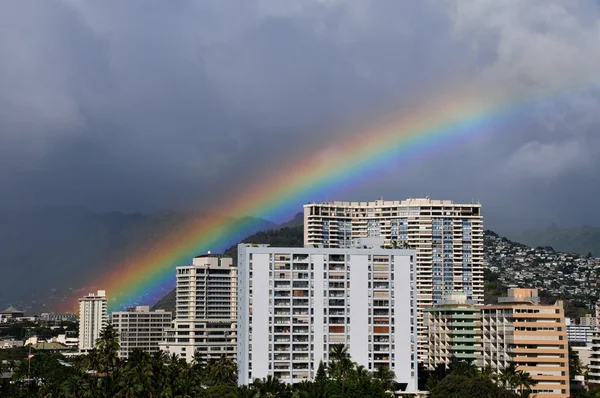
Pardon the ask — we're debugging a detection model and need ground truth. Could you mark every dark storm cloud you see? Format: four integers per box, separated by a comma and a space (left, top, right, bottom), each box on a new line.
0, 0, 599, 228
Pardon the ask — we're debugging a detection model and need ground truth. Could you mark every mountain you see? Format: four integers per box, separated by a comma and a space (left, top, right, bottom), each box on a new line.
155, 225, 600, 319
277, 212, 304, 228
0, 207, 275, 313
152, 224, 304, 312
506, 225, 600, 257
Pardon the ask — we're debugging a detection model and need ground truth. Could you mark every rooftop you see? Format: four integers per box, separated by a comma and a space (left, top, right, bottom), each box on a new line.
1, 305, 24, 314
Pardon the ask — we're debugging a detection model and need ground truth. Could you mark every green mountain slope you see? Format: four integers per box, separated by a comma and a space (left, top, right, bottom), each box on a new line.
152, 225, 303, 312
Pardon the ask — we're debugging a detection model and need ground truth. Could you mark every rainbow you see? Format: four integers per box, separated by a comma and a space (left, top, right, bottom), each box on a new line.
61, 85, 563, 312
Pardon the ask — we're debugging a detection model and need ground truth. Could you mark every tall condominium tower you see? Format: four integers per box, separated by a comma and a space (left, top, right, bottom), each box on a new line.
111, 306, 172, 359
237, 239, 418, 392
78, 290, 108, 352
480, 288, 570, 398
304, 198, 483, 360
160, 255, 237, 362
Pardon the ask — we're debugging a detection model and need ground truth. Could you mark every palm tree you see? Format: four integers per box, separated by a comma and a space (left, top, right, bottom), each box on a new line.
374, 365, 396, 392
448, 358, 478, 377
206, 354, 237, 385
252, 375, 285, 397
62, 372, 91, 398
514, 369, 536, 397
570, 345, 584, 377
499, 362, 518, 389
315, 360, 327, 384
95, 324, 120, 373
237, 384, 258, 398
329, 344, 353, 379
192, 349, 206, 376
95, 324, 121, 396
328, 344, 354, 397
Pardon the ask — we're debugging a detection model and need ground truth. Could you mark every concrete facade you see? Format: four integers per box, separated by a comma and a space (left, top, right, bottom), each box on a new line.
303, 198, 483, 360
424, 293, 481, 370
160, 255, 237, 362
111, 306, 172, 359
78, 290, 108, 352
237, 241, 418, 392
480, 288, 570, 398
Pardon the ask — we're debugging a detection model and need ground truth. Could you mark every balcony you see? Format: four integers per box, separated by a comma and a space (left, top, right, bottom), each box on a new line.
329, 299, 345, 307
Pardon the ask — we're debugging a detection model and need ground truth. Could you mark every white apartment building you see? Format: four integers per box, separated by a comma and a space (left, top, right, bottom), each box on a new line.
111, 306, 172, 359
78, 290, 108, 352
237, 239, 418, 392
160, 255, 237, 362
304, 198, 483, 360
566, 318, 594, 347
589, 331, 600, 384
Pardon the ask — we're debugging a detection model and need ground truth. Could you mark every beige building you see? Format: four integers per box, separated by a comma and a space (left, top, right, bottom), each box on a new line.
304, 198, 483, 359
160, 255, 237, 362
111, 306, 172, 359
423, 293, 481, 370
480, 288, 570, 398
581, 313, 600, 328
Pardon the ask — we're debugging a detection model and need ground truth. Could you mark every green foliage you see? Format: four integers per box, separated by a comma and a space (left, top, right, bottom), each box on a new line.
570, 345, 584, 377
0, 342, 416, 398
430, 373, 517, 398
426, 360, 538, 398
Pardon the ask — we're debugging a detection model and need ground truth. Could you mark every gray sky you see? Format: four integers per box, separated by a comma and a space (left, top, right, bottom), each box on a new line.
1, 0, 599, 231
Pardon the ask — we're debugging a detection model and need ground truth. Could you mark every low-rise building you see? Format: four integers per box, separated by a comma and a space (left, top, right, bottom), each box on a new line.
111, 306, 172, 359
39, 312, 78, 323
0, 338, 24, 349
0, 305, 24, 320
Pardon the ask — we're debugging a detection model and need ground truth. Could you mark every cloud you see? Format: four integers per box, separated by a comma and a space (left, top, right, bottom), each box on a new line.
504, 140, 591, 180
0, 0, 598, 228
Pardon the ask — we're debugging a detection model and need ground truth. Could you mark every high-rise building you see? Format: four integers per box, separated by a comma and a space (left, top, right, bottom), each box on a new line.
480, 288, 570, 398
237, 239, 418, 392
78, 290, 108, 352
160, 255, 237, 362
304, 198, 483, 360
423, 293, 481, 370
111, 306, 172, 359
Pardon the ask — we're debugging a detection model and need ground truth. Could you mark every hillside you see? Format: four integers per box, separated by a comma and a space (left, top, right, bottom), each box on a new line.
0, 207, 274, 313
155, 225, 600, 319
485, 231, 600, 318
506, 225, 600, 257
